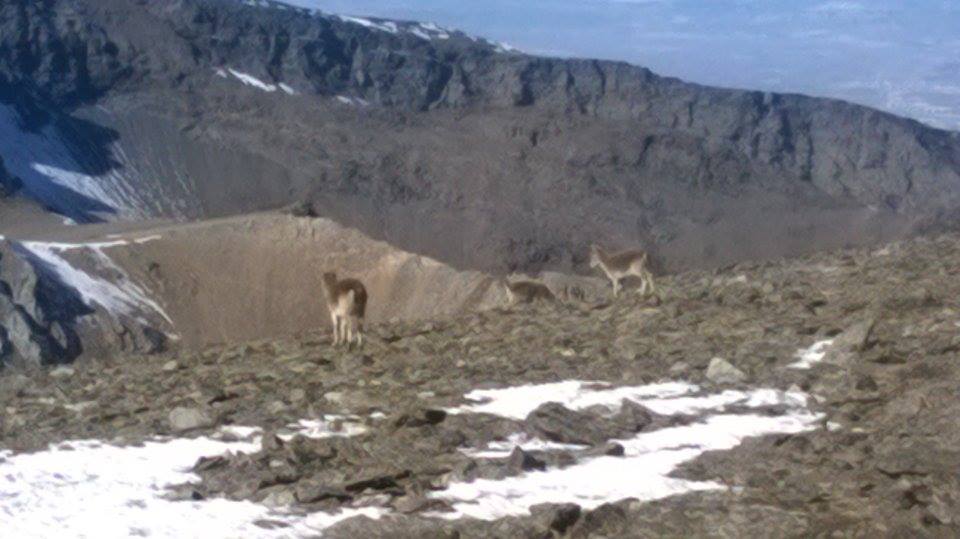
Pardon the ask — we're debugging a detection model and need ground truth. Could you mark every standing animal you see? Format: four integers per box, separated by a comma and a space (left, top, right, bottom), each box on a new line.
589, 244, 656, 298
500, 278, 557, 306
321, 272, 368, 347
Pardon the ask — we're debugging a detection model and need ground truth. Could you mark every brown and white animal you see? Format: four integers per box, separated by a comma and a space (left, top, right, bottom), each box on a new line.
589, 244, 656, 298
321, 272, 368, 347
500, 278, 557, 306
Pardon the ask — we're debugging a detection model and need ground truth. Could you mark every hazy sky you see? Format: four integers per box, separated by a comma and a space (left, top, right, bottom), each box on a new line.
287, 1, 960, 130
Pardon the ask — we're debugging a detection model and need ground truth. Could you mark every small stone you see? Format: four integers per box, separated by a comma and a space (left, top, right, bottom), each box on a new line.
168, 407, 215, 433
706, 357, 747, 384
508, 447, 547, 472
261, 489, 296, 508
267, 401, 287, 415
162, 361, 179, 372
670, 362, 689, 374
49, 366, 75, 379
64, 401, 98, 414
290, 389, 306, 403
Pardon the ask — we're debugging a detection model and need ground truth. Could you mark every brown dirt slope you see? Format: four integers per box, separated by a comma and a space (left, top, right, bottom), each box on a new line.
10, 212, 610, 350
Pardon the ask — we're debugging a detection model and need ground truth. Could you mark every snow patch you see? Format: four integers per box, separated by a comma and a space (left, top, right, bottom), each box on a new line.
0, 105, 153, 221
788, 339, 835, 369
335, 95, 370, 107
278, 83, 298, 95
462, 433, 587, 459
0, 424, 384, 538
278, 416, 368, 441
448, 381, 697, 420
433, 382, 822, 520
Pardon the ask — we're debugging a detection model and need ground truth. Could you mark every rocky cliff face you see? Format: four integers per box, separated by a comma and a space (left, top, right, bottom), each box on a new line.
2, 0, 960, 272
0, 241, 82, 365
0, 238, 169, 367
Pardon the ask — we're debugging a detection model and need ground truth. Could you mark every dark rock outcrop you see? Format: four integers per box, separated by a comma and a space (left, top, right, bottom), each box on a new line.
0, 240, 168, 367
0, 156, 21, 198
0, 242, 81, 366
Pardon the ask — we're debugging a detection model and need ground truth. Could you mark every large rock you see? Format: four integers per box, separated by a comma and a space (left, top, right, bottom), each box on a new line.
168, 407, 215, 433
706, 357, 747, 385
525, 402, 618, 445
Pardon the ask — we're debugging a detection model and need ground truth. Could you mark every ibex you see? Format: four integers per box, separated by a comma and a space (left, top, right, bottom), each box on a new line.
589, 244, 655, 298
500, 277, 557, 306
321, 272, 368, 347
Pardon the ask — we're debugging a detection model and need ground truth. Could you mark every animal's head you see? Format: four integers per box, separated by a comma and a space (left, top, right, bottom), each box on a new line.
588, 245, 601, 268
321, 272, 338, 288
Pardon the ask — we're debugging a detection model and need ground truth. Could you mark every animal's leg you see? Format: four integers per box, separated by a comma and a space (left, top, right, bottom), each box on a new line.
331, 314, 340, 346
349, 319, 357, 348
612, 278, 620, 298
355, 318, 364, 347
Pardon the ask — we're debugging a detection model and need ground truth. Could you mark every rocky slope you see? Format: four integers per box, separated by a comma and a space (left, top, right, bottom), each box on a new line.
3, 232, 960, 536
2, 0, 960, 274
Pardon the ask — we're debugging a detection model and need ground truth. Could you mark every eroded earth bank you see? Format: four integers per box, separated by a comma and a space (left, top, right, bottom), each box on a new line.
3, 232, 960, 537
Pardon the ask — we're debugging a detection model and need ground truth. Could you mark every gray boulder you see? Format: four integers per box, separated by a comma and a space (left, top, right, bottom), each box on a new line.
168, 407, 215, 433
706, 357, 747, 384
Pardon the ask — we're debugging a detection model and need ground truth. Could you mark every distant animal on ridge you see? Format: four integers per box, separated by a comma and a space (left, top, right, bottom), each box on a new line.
500, 277, 557, 306
589, 244, 655, 298
321, 271, 368, 347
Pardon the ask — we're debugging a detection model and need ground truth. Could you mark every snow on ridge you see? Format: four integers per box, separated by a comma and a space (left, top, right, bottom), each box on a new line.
227, 68, 278, 92
434, 381, 823, 521
337, 15, 399, 34
419, 22, 451, 39
17, 239, 173, 325
221, 67, 299, 96
0, 420, 384, 538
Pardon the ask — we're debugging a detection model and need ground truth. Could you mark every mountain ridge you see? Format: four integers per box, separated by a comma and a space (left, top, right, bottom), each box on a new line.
2, 0, 960, 367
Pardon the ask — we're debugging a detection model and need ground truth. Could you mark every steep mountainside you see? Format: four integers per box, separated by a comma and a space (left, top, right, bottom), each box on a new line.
1, 0, 959, 274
